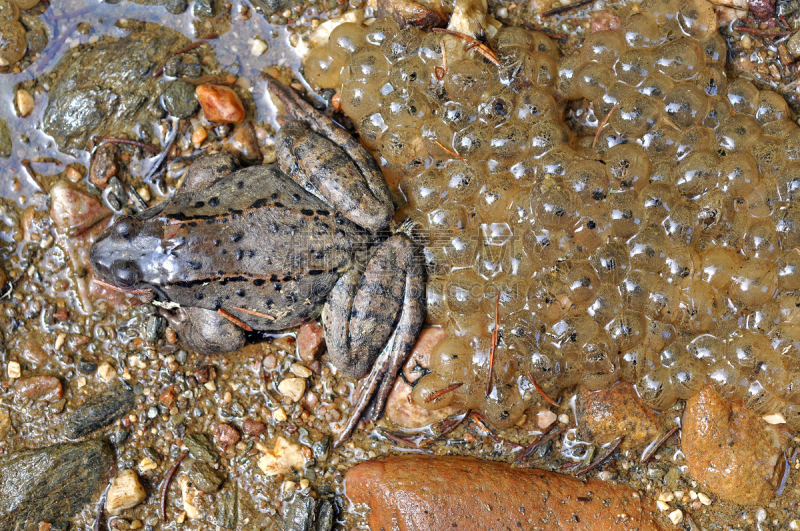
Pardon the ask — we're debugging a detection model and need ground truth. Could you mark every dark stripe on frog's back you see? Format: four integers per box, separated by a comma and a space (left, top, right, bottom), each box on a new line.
157, 165, 370, 330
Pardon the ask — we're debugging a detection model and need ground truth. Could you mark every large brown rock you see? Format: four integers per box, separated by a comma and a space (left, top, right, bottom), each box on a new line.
345, 456, 665, 531
576, 381, 664, 452
682, 386, 791, 506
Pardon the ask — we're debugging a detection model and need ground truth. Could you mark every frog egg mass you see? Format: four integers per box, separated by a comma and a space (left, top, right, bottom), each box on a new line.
306, 0, 800, 429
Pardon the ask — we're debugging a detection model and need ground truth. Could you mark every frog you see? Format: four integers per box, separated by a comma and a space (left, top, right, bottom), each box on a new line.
89, 78, 426, 444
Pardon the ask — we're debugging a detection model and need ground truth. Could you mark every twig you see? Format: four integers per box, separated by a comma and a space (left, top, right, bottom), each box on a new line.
231, 306, 276, 321
521, 22, 568, 39
527, 372, 559, 407
780, 15, 791, 30
153, 37, 216, 77
90, 278, 153, 296
592, 103, 618, 149
431, 28, 501, 66
378, 428, 422, 449
640, 426, 679, 462
161, 450, 188, 522
486, 291, 500, 395
424, 382, 463, 403
218, 308, 253, 331
541, 0, 595, 18
575, 436, 624, 476
734, 25, 792, 37
434, 140, 467, 163
93, 483, 110, 531
94, 137, 159, 153
517, 425, 566, 461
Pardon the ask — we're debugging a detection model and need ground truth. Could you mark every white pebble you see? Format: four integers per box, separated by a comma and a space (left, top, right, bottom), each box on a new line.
273, 407, 288, 422
558, 413, 569, 424
762, 412, 786, 424
697, 492, 711, 505
789, 519, 799, 530
668, 509, 683, 525
537, 410, 557, 429
7, 361, 20, 379
290, 363, 312, 378
54, 333, 66, 351
98, 362, 117, 382
656, 500, 670, 512
251, 37, 268, 56
15, 89, 34, 118
106, 469, 147, 515
279, 377, 306, 402
658, 492, 675, 502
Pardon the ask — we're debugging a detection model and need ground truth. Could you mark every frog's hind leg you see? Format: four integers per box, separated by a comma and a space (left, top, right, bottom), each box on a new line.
323, 234, 426, 447
178, 152, 239, 194
267, 77, 394, 233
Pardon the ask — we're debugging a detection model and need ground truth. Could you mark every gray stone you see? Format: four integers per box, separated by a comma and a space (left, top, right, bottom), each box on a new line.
41, 22, 206, 152
161, 80, 199, 119
251, 0, 288, 15
0, 440, 113, 530
0, 116, 10, 158
187, 459, 224, 493
284, 495, 334, 531
216, 485, 238, 529
63, 384, 135, 439
184, 433, 219, 463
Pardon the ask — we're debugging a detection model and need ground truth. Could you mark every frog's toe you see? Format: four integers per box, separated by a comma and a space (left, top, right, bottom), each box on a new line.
173, 306, 246, 355
180, 152, 239, 195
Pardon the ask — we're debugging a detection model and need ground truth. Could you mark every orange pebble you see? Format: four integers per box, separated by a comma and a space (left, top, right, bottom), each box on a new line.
195, 84, 245, 123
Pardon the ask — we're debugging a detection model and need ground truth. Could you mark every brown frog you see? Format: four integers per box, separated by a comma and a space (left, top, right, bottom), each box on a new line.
89, 79, 426, 443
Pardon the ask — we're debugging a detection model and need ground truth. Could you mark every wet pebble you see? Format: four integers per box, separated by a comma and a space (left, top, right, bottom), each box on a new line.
296, 321, 325, 363
575, 381, 664, 452
214, 423, 241, 448
196, 84, 245, 123
89, 143, 119, 190
184, 433, 219, 463
243, 419, 266, 435
0, 440, 113, 529
13, 375, 63, 402
186, 459, 224, 493
106, 469, 147, 515
162, 80, 199, 119
682, 386, 791, 505
63, 383, 135, 439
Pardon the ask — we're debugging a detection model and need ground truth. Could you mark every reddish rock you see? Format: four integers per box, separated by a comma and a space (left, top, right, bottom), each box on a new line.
20, 340, 48, 367
682, 386, 792, 506
242, 419, 266, 436
213, 424, 240, 448
296, 321, 325, 363
345, 456, 665, 531
576, 381, 664, 452
196, 84, 245, 123
49, 181, 111, 238
749, 0, 775, 19
89, 143, 119, 189
14, 376, 63, 402
590, 10, 621, 32
224, 121, 262, 164
385, 327, 460, 429
193, 364, 216, 384
158, 385, 177, 409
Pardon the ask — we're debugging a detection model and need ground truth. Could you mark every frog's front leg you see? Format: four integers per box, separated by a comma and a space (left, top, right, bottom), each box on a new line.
167, 306, 247, 355
324, 234, 426, 446
267, 78, 394, 232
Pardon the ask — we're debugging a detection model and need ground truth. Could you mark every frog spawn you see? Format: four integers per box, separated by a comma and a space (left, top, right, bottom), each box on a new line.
306, 0, 800, 430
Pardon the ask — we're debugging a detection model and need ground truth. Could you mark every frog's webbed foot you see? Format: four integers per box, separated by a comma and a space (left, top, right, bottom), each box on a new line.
324, 234, 426, 447
165, 306, 246, 355
267, 78, 394, 232
179, 152, 239, 195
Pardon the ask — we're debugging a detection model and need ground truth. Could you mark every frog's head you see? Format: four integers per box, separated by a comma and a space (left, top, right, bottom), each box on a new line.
89, 214, 166, 294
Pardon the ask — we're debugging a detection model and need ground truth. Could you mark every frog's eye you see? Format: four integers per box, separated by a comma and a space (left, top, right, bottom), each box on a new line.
111, 260, 142, 288
114, 216, 141, 240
